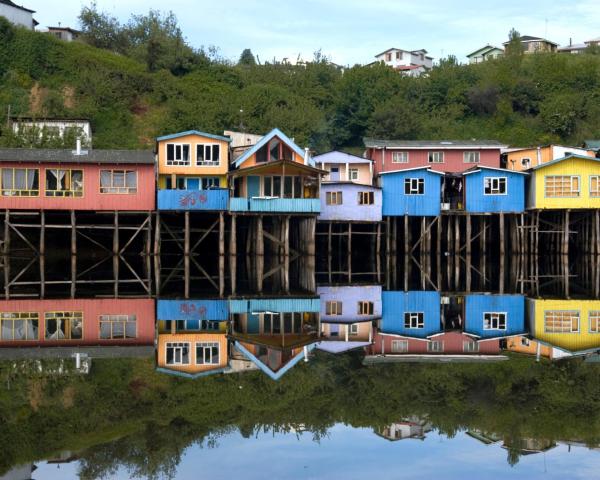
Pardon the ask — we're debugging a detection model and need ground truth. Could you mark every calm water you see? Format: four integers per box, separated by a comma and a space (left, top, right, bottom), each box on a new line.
2, 251, 600, 479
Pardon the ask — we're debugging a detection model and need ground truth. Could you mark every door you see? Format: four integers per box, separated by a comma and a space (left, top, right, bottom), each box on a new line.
330, 167, 340, 181
186, 178, 200, 190
247, 176, 260, 198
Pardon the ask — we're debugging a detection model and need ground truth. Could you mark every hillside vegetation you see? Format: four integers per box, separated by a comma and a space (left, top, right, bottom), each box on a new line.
0, 14, 600, 152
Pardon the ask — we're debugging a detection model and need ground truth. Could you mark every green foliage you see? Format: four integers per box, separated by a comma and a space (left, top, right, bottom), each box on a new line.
238, 48, 256, 66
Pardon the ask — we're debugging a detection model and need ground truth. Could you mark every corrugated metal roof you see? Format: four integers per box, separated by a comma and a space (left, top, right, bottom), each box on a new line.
156, 130, 231, 143
0, 148, 155, 164
364, 138, 507, 149
530, 153, 600, 171
313, 150, 371, 164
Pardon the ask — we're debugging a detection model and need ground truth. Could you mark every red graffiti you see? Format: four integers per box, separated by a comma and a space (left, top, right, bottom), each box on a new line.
179, 192, 209, 207
179, 303, 208, 318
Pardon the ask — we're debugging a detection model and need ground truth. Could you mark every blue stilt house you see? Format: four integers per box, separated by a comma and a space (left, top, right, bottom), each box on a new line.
463, 166, 527, 213
380, 291, 441, 338
380, 167, 444, 216
463, 294, 526, 340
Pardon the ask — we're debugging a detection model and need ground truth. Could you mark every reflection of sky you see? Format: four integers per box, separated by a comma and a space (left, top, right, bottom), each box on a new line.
31, 425, 600, 480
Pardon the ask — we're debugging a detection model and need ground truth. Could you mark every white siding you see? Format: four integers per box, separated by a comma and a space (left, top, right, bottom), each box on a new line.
0, 4, 34, 29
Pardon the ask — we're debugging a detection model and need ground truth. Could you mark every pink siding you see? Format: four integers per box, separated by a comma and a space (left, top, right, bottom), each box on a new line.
366, 148, 501, 175
369, 331, 501, 355
0, 162, 155, 211
0, 298, 155, 347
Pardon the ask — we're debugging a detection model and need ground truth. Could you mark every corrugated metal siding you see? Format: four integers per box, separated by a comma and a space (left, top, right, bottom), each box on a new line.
229, 298, 320, 314
318, 184, 382, 221
0, 162, 155, 211
464, 294, 526, 338
381, 291, 441, 338
229, 198, 320, 213
317, 285, 382, 322
382, 170, 441, 216
157, 299, 229, 321
157, 189, 228, 211
465, 170, 526, 213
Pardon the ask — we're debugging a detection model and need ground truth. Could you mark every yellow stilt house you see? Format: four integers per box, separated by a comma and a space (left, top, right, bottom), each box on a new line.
527, 298, 600, 355
527, 154, 600, 209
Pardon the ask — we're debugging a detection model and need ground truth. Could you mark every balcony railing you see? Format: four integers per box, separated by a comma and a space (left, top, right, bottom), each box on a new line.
229, 197, 320, 213
157, 189, 229, 211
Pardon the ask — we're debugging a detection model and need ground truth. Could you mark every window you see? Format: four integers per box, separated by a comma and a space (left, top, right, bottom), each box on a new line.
45, 169, 83, 197
386, 53, 391, 61
263, 176, 281, 197
358, 191, 374, 205
99, 314, 136, 339
544, 176, 580, 197
165, 177, 186, 190
196, 144, 220, 166
404, 312, 424, 329
483, 312, 506, 330
1, 168, 39, 196
428, 340, 444, 352
44, 311, 83, 340
396, 51, 402, 59
196, 342, 219, 365
590, 311, 600, 333
544, 311, 579, 333
391, 339, 408, 353
464, 151, 480, 163
392, 151, 409, 163
463, 340, 480, 352
262, 312, 302, 334
358, 301, 374, 315
404, 178, 424, 195
484, 177, 507, 195
263, 176, 302, 199
349, 323, 359, 335
590, 176, 600, 197
349, 168, 359, 181
166, 342, 190, 365
326, 301, 342, 315
202, 177, 220, 189
326, 191, 343, 205
166, 144, 190, 166
521, 157, 531, 168
0, 312, 39, 340
100, 170, 137, 194
428, 151, 444, 163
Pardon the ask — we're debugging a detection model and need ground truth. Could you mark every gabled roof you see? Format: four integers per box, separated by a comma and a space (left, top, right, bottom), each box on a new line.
322, 181, 381, 189
313, 150, 372, 164
233, 128, 311, 168
530, 153, 600, 171
502, 35, 558, 46
378, 166, 445, 176
585, 140, 600, 150
315, 341, 372, 354
233, 341, 316, 381
156, 130, 231, 143
364, 138, 507, 149
0, 148, 154, 164
228, 158, 325, 177
466, 45, 504, 58
0, 0, 35, 13
47, 26, 81, 34
463, 165, 528, 176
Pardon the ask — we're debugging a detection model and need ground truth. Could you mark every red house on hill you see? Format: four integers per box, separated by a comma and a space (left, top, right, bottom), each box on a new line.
0, 298, 155, 347
363, 139, 506, 176
0, 148, 155, 211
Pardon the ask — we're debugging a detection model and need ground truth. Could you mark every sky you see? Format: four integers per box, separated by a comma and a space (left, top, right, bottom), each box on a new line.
20, 0, 600, 64
28, 426, 600, 479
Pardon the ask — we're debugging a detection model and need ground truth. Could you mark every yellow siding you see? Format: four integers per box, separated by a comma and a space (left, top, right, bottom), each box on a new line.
157, 133, 229, 177
530, 157, 600, 209
157, 332, 228, 373
531, 299, 600, 352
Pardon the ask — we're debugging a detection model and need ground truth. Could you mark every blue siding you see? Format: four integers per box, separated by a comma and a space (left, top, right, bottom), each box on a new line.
381, 291, 441, 338
464, 294, 526, 338
157, 189, 228, 211
319, 184, 382, 221
381, 170, 442, 216
229, 197, 320, 213
229, 298, 320, 314
464, 169, 526, 213
157, 299, 229, 321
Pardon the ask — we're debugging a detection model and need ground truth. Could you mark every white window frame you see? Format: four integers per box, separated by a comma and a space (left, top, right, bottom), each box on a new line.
428, 151, 444, 164
349, 168, 359, 181
544, 310, 580, 333
195, 341, 220, 365
463, 340, 480, 353
483, 312, 507, 330
391, 339, 408, 353
392, 151, 409, 164
404, 312, 424, 329
166, 342, 190, 365
589, 311, 600, 333
463, 151, 480, 164
404, 178, 424, 195
427, 340, 444, 352
590, 176, 600, 197
196, 144, 221, 166
484, 177, 507, 195
166, 143, 191, 166
349, 323, 359, 335
521, 157, 531, 168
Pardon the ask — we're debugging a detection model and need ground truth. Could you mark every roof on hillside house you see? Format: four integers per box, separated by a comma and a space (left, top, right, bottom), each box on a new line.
530, 153, 600, 171
364, 138, 507, 149
11, 116, 90, 123
375, 47, 433, 59
313, 150, 372, 164
0, 148, 155, 164
463, 165, 528, 176
322, 181, 381, 189
558, 43, 587, 51
0, 0, 35, 13
502, 35, 558, 46
378, 166, 445, 176
466, 45, 504, 57
233, 128, 312, 168
156, 130, 231, 143
47, 26, 81, 34
585, 140, 600, 150
0, 346, 154, 359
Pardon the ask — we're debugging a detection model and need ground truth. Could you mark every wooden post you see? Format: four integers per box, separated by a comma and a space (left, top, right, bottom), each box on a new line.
113, 211, 119, 298
4, 210, 9, 299
454, 215, 460, 289
283, 215, 290, 293
347, 222, 352, 282
154, 212, 161, 296
480, 216, 486, 290
219, 212, 225, 296
145, 212, 152, 296
466, 214, 472, 292
184, 211, 190, 299
40, 210, 45, 298
71, 210, 76, 298
376, 222, 382, 283
436, 215, 442, 289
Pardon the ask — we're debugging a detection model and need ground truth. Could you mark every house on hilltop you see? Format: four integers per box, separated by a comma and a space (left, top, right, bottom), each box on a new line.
0, 0, 37, 29
466, 45, 504, 63
373, 47, 433, 76
558, 37, 600, 54
46, 25, 81, 42
503, 35, 558, 53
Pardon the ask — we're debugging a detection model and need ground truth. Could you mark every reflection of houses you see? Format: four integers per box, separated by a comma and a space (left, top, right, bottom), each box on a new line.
0, 462, 36, 480
156, 299, 230, 378
229, 297, 320, 380
375, 417, 433, 441
506, 335, 571, 360
527, 298, 600, 356
502, 438, 557, 455
156, 130, 231, 211
11, 117, 92, 144
527, 155, 600, 210
463, 294, 526, 341
466, 430, 502, 445
504, 145, 594, 171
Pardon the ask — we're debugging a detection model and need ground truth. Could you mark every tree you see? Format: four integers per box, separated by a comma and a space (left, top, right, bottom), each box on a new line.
367, 97, 422, 139
505, 28, 524, 57
238, 49, 256, 66
78, 1, 127, 52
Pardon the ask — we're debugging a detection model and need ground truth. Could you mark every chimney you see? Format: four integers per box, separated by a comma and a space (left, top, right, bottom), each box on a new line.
304, 147, 310, 165
76, 138, 81, 155
570, 37, 572, 47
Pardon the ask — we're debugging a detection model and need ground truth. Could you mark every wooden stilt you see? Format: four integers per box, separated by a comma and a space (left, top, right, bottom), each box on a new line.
113, 211, 119, 298
347, 222, 352, 282
184, 211, 190, 299
154, 212, 161, 296
466, 214, 472, 292
219, 212, 225, 296
40, 211, 45, 299
71, 210, 76, 298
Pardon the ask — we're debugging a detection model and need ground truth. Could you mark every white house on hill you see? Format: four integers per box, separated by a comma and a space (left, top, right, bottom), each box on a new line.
0, 0, 37, 29
374, 47, 433, 76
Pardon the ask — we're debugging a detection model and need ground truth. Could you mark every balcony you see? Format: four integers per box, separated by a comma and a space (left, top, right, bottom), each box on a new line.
158, 189, 228, 211
229, 197, 320, 213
